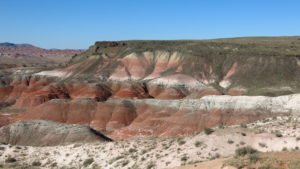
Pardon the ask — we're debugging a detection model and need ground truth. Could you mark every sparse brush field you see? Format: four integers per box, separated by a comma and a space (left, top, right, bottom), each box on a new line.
1, 115, 300, 169
223, 151, 300, 169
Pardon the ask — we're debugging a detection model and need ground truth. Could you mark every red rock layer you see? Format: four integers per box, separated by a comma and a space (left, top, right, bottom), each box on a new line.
5, 99, 278, 140
1, 75, 221, 110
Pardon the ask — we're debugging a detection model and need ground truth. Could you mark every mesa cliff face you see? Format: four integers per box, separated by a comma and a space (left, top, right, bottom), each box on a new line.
1, 37, 300, 140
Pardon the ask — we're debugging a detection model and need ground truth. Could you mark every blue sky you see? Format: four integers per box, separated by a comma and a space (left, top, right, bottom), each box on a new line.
0, 0, 300, 49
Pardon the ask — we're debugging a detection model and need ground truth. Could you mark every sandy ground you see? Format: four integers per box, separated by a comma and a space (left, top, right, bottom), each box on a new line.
1, 115, 300, 169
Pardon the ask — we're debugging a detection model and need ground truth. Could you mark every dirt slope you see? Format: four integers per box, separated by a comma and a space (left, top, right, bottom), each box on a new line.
0, 120, 112, 146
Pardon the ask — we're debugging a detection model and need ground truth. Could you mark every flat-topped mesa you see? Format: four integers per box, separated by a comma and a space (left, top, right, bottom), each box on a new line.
94, 41, 127, 48
86, 41, 128, 57
3, 37, 300, 109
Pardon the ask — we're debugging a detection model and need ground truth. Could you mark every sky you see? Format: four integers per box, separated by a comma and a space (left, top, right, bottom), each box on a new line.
0, 0, 300, 49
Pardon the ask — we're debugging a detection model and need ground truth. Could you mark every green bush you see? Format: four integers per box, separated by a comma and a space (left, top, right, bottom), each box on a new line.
177, 138, 186, 145
5, 157, 16, 163
121, 160, 129, 167
235, 146, 258, 156
147, 162, 156, 169
227, 140, 234, 144
129, 148, 137, 153
240, 123, 247, 128
181, 155, 188, 162
194, 141, 202, 147
275, 132, 283, 137
258, 142, 266, 148
83, 158, 94, 167
204, 128, 214, 135
32, 161, 41, 166
249, 153, 259, 163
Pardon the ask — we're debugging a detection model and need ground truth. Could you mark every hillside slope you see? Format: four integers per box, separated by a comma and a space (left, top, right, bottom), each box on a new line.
42, 37, 300, 96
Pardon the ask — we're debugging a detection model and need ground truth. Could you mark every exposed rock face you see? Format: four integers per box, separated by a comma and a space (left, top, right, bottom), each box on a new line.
0, 120, 112, 146
1, 37, 300, 140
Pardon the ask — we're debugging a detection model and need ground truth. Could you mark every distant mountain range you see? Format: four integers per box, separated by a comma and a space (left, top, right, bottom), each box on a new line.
0, 42, 35, 48
0, 42, 84, 56
0, 42, 84, 67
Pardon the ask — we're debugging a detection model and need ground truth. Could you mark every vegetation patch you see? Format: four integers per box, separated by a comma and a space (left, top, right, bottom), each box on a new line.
204, 128, 214, 135
83, 158, 94, 167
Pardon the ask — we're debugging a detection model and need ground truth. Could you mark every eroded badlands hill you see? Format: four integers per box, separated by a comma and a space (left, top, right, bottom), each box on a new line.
1, 37, 300, 140
0, 120, 111, 146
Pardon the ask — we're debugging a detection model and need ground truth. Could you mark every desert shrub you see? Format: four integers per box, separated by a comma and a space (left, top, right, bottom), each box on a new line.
204, 128, 214, 135
258, 142, 267, 148
177, 138, 186, 145
272, 130, 283, 137
121, 160, 129, 167
210, 153, 221, 160
194, 141, 202, 147
181, 155, 188, 162
51, 162, 57, 167
112, 155, 124, 162
218, 125, 225, 129
240, 141, 246, 145
249, 153, 259, 163
5, 157, 16, 163
83, 158, 94, 167
235, 146, 258, 156
240, 123, 247, 128
241, 132, 247, 136
32, 161, 41, 166
227, 140, 234, 144
147, 162, 156, 169
129, 148, 137, 153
